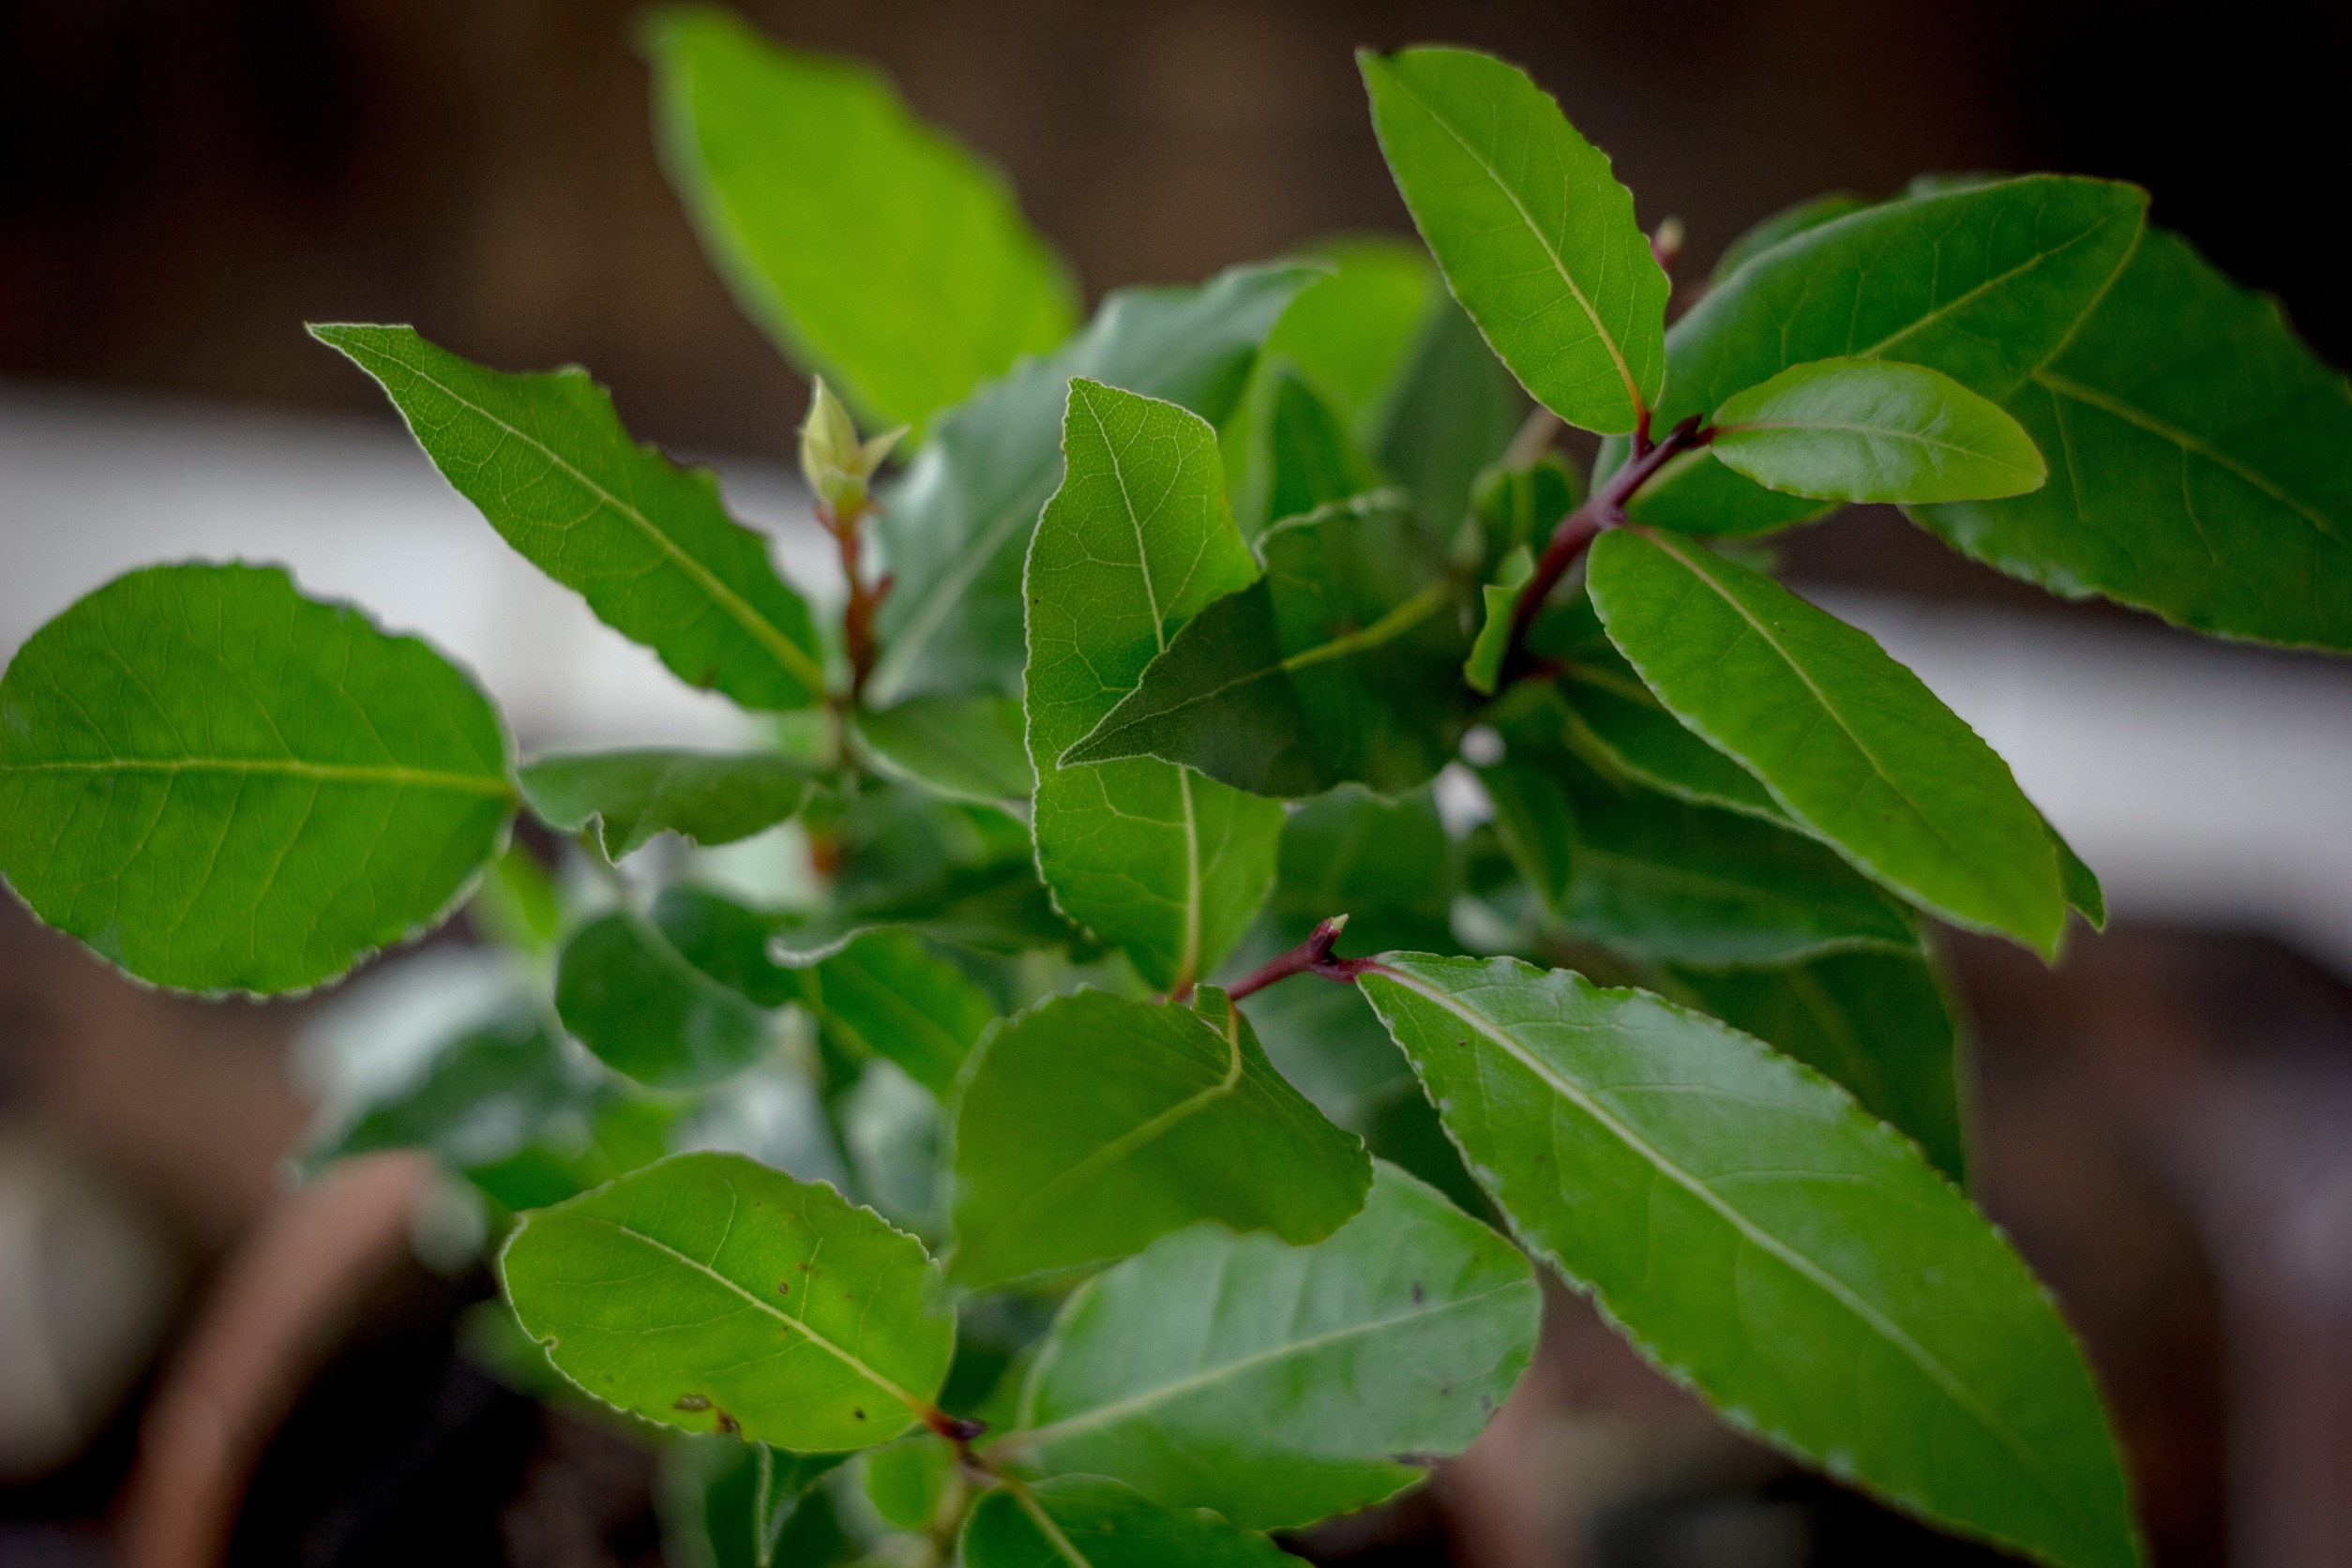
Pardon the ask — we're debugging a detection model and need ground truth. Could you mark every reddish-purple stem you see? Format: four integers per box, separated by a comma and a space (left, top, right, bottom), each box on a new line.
1227, 916, 1381, 1003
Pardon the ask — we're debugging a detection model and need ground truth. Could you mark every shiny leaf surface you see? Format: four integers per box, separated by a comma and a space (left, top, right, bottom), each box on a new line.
1711, 357, 2046, 504
520, 749, 811, 859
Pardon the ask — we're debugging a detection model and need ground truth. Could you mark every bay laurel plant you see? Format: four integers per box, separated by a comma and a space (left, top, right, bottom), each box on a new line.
3, 13, 2345, 1567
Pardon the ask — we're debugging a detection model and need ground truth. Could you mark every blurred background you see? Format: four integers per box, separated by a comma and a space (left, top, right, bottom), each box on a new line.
5, 2, 2352, 1565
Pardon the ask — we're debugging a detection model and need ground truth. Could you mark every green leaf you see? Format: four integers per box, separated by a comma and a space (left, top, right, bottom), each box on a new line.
1587, 531, 2065, 955
1264, 785, 1455, 955
787, 927, 995, 1098
1063, 493, 1467, 800
1254, 365, 1388, 534
652, 885, 805, 1006
2044, 811, 2106, 930
1373, 296, 1528, 539
1484, 746, 1921, 965
1673, 949, 1968, 1182
467, 1091, 680, 1214
823, 790, 1088, 957
1357, 954, 2140, 1568
0, 563, 513, 995
870, 264, 1317, 705
1259, 236, 1440, 442
647, 8, 1077, 430
1360, 47, 1668, 434
1711, 358, 2046, 504
316, 323, 825, 709
1470, 453, 1580, 574
520, 750, 811, 859
1610, 175, 2147, 536
557, 911, 772, 1089
471, 841, 564, 956
665, 1437, 849, 1568
1025, 379, 1284, 988
948, 987, 1370, 1289
501, 1151, 955, 1450
962, 1477, 1288, 1568
308, 998, 583, 1175
1708, 190, 1868, 285
854, 695, 1033, 802
1914, 227, 2352, 652
1464, 545, 1533, 695
863, 1432, 957, 1531
989, 1161, 1537, 1530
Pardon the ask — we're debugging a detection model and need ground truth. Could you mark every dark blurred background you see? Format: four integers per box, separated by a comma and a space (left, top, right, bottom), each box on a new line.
5, 4, 2352, 1567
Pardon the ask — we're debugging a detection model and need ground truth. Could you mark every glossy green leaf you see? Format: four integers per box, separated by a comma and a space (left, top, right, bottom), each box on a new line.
1063, 493, 1467, 799
1358, 954, 2139, 1568
520, 749, 811, 859
502, 1151, 955, 1450
788, 927, 994, 1098
1464, 545, 1533, 695
948, 987, 1370, 1289
1372, 294, 1528, 538
854, 695, 1033, 802
1674, 949, 1967, 1181
1915, 227, 2352, 651
1711, 358, 2046, 504
648, 8, 1077, 430
989, 1161, 1537, 1530
1025, 379, 1283, 988
962, 1477, 1288, 1568
316, 324, 825, 709
557, 911, 772, 1090
0, 563, 513, 994
1609, 175, 2147, 535
1485, 746, 1920, 965
1708, 190, 1868, 285
1360, 47, 1668, 434
870, 264, 1315, 705
1587, 531, 2064, 954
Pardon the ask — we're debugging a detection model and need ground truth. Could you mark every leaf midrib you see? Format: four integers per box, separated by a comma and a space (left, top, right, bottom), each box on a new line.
576, 1212, 927, 1416
4, 756, 514, 797
1716, 416, 2035, 470
1380, 60, 1643, 421
357, 335, 826, 696
998, 1279, 1525, 1453
1372, 963, 2076, 1521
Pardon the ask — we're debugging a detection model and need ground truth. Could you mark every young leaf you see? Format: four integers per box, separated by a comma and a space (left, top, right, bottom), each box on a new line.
1360, 47, 1668, 434
316, 324, 826, 710
992, 1162, 1533, 1530
1373, 296, 1528, 539
1673, 949, 1968, 1182
1357, 955, 2139, 1568
501, 1151, 955, 1450
961, 1476, 1288, 1568
1025, 379, 1283, 988
1464, 545, 1534, 696
648, 8, 1077, 430
1609, 175, 2147, 536
1063, 493, 1467, 800
1586, 532, 2065, 955
1710, 358, 2047, 504
1915, 227, 2352, 652
870, 264, 1316, 705
520, 749, 812, 859
1483, 747, 1921, 965
557, 911, 772, 1090
1708, 190, 1868, 285
786, 927, 995, 1099
0, 563, 512, 995
948, 988, 1370, 1290
854, 695, 1034, 803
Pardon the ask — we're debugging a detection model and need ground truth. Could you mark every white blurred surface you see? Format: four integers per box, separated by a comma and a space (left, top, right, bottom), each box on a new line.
6, 379, 2350, 969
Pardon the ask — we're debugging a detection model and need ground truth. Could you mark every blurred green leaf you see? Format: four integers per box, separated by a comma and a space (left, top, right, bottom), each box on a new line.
0, 563, 512, 994
790, 927, 995, 1098
520, 750, 812, 859
557, 910, 773, 1089
648, 8, 1077, 430
1464, 544, 1533, 696
962, 1476, 1288, 1568
855, 695, 1033, 802
1373, 295, 1528, 541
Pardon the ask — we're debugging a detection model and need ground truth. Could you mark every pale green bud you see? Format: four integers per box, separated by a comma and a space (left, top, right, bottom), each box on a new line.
798, 377, 907, 514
